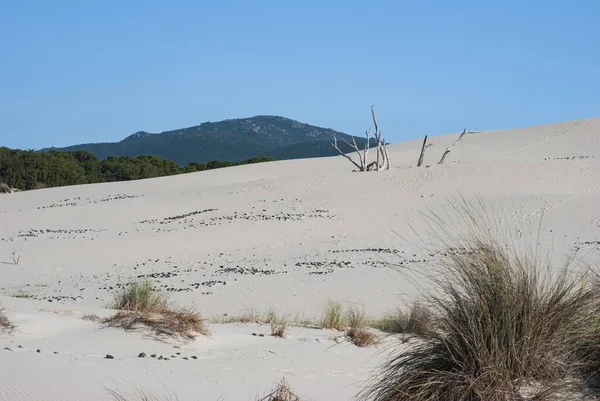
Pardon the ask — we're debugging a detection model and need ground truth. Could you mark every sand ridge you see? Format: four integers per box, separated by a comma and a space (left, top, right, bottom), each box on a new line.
1, 118, 600, 400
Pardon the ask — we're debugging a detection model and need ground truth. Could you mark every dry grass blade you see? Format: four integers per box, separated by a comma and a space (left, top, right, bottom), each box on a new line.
258, 378, 300, 401
0, 310, 14, 331
347, 326, 380, 347
270, 316, 288, 338
103, 309, 207, 340
361, 198, 600, 401
106, 279, 208, 339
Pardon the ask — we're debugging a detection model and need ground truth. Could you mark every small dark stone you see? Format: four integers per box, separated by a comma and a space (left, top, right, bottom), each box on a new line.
258, 334, 265, 337
53, 351, 58, 354
151, 354, 156, 358
158, 355, 164, 360
138, 352, 146, 358
164, 357, 170, 361
105, 354, 114, 359
191, 356, 198, 360
37, 349, 41, 353
4, 347, 12, 351
183, 357, 189, 360
252, 333, 257, 336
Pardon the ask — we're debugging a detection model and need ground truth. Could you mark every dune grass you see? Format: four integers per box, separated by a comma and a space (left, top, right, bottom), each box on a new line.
370, 302, 432, 336
104, 279, 207, 340
320, 299, 345, 330
257, 378, 301, 401
361, 200, 600, 401
0, 309, 13, 331
270, 314, 289, 338
111, 279, 169, 313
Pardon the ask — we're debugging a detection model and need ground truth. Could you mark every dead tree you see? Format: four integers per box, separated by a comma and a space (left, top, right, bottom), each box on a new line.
417, 135, 428, 167
438, 128, 467, 165
332, 105, 390, 172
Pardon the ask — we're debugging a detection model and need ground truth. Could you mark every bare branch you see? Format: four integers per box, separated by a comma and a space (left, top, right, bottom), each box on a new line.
417, 135, 428, 167
332, 135, 364, 171
438, 128, 467, 165
382, 139, 390, 170
340, 136, 365, 169
332, 105, 391, 172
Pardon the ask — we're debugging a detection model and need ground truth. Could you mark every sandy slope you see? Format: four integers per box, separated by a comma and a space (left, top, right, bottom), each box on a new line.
1, 118, 600, 400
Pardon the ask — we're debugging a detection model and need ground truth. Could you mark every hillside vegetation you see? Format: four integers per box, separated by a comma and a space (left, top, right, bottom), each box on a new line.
0, 147, 274, 191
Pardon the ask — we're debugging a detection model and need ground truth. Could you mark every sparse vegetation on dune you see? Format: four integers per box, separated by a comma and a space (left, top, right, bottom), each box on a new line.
258, 378, 301, 401
370, 302, 432, 336
361, 200, 600, 401
320, 299, 345, 330
107, 378, 301, 401
104, 279, 208, 339
0, 309, 13, 331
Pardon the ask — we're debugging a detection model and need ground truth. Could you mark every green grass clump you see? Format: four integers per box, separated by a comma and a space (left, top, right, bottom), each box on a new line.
361, 201, 599, 401
112, 279, 169, 313
371, 302, 432, 336
320, 300, 345, 330
105, 278, 207, 339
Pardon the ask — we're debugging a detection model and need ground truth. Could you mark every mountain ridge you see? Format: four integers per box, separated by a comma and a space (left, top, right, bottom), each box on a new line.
41, 115, 376, 165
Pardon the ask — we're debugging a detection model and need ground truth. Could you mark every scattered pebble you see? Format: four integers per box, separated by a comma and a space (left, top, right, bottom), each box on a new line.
105, 354, 114, 359
138, 352, 146, 358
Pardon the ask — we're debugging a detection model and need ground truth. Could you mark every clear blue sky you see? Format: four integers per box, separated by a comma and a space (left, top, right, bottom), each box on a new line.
1, 1, 599, 150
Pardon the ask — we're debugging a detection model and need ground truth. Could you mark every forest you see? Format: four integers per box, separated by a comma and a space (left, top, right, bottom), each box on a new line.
0, 147, 275, 191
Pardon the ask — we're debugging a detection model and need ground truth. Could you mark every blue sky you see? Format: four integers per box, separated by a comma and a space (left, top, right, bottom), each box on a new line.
1, 1, 599, 150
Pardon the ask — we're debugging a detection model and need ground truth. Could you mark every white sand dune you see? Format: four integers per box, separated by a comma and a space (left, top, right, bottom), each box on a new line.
1, 117, 600, 400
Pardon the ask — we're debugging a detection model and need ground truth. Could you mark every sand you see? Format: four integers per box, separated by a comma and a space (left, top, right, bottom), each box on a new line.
1, 117, 600, 400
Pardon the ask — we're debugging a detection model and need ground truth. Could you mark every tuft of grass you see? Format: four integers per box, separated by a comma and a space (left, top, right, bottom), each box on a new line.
0, 309, 13, 331
103, 308, 207, 340
320, 299, 345, 330
270, 314, 289, 338
112, 279, 169, 313
371, 302, 432, 336
82, 313, 101, 322
106, 279, 207, 339
258, 378, 301, 401
361, 201, 599, 401
346, 305, 368, 329
348, 326, 380, 347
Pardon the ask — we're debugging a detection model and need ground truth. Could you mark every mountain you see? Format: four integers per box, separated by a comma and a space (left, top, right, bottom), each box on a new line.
41, 116, 378, 165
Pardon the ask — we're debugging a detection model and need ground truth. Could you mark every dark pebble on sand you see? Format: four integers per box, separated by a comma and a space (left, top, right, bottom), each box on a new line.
138, 352, 146, 358
105, 355, 114, 359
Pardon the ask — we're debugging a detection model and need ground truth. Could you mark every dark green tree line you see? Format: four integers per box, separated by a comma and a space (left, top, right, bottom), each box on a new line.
0, 147, 275, 191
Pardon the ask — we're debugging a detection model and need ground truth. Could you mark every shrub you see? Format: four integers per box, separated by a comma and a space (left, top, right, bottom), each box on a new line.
361, 202, 598, 401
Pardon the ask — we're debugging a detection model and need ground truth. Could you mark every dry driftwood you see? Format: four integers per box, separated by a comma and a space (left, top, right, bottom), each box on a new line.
332, 105, 390, 172
417, 135, 428, 167
438, 128, 467, 165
